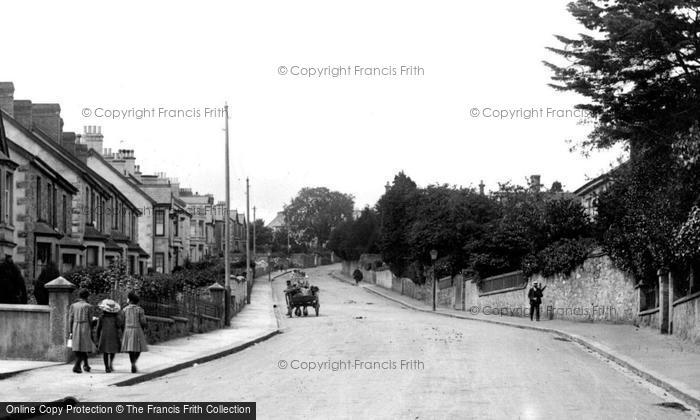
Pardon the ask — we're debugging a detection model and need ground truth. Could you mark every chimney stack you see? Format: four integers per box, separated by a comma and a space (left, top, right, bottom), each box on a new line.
119, 149, 136, 176
32, 104, 63, 143
13, 100, 32, 129
61, 132, 77, 156
82, 125, 104, 155
0, 82, 14, 116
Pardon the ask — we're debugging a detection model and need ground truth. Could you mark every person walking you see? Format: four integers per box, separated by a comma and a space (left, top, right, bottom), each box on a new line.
68, 289, 95, 373
96, 299, 122, 373
121, 292, 148, 373
352, 268, 363, 286
528, 282, 547, 321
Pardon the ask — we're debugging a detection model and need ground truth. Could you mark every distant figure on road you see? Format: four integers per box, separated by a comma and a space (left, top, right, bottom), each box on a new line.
121, 292, 148, 373
68, 289, 96, 374
352, 269, 363, 286
528, 282, 547, 321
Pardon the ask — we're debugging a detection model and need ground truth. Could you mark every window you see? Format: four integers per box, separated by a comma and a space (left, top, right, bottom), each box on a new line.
86, 246, 99, 267
131, 214, 137, 240
84, 187, 89, 222
155, 210, 165, 236
62, 194, 68, 233
36, 176, 42, 220
99, 199, 105, 232
3, 171, 12, 224
120, 203, 125, 233
173, 216, 179, 237
90, 190, 96, 226
36, 242, 52, 276
62, 253, 76, 273
51, 184, 57, 228
155, 253, 164, 273
111, 197, 117, 229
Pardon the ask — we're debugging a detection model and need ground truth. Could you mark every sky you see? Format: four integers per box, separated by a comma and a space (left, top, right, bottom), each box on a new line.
2, 0, 624, 223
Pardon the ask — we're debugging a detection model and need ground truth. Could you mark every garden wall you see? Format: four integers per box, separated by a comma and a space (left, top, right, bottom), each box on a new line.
145, 315, 190, 344
673, 292, 700, 344
464, 254, 638, 323
0, 304, 50, 360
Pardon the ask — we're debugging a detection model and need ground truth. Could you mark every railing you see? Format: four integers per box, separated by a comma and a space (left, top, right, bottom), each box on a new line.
141, 289, 222, 320
479, 271, 526, 295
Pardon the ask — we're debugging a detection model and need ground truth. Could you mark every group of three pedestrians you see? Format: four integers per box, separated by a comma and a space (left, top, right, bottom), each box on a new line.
68, 289, 149, 374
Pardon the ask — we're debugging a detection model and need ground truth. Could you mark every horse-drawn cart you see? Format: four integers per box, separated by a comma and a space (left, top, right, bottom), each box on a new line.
284, 270, 320, 317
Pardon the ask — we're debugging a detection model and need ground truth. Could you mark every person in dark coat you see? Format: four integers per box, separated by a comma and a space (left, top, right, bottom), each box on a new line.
68, 289, 96, 373
352, 269, 363, 286
528, 282, 547, 322
96, 299, 122, 373
121, 292, 148, 373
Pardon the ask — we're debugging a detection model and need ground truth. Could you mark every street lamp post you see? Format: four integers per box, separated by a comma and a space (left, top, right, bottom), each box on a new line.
430, 249, 438, 311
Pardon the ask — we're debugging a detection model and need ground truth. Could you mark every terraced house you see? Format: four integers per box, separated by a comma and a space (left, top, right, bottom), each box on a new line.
139, 174, 192, 273
0, 82, 149, 286
180, 189, 215, 262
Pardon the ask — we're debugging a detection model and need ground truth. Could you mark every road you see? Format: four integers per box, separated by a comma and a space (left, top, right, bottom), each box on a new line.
85, 265, 697, 419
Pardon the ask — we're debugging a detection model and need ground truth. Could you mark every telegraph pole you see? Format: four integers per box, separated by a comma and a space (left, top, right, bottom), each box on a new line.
224, 103, 231, 325
245, 177, 251, 304
253, 206, 257, 261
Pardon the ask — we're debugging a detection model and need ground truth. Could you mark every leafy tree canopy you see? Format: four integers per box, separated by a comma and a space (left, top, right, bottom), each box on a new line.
285, 187, 354, 248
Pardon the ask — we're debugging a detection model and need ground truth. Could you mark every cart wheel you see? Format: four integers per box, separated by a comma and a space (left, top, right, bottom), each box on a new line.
303, 307, 308, 316
315, 303, 320, 316
295, 308, 301, 317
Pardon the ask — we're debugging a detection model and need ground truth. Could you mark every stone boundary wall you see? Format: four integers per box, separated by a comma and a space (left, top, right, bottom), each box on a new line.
464, 254, 638, 323
0, 304, 51, 360
673, 292, 700, 344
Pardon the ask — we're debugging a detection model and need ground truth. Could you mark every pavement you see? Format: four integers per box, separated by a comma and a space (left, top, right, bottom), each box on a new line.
75, 264, 699, 419
0, 276, 279, 401
332, 272, 700, 412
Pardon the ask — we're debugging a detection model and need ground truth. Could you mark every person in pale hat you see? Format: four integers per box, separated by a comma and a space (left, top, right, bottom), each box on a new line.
96, 299, 122, 373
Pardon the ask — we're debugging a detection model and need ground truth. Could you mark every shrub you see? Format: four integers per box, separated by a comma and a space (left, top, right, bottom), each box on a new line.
525, 238, 596, 278
65, 266, 109, 295
0, 257, 27, 304
675, 206, 700, 260
34, 262, 60, 305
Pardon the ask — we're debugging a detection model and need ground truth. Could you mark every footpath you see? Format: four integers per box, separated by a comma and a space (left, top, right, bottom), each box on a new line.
331, 271, 700, 411
0, 277, 279, 401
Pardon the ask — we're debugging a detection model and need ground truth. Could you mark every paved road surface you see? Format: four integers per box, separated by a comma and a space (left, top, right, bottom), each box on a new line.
84, 265, 698, 419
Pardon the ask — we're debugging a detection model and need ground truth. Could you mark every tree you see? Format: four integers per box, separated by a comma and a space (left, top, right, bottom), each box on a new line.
376, 172, 419, 277
253, 219, 273, 252
546, 0, 700, 152
547, 0, 700, 282
285, 187, 354, 248
270, 225, 305, 254
328, 207, 380, 261
406, 185, 500, 277
596, 154, 700, 282
467, 183, 594, 278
